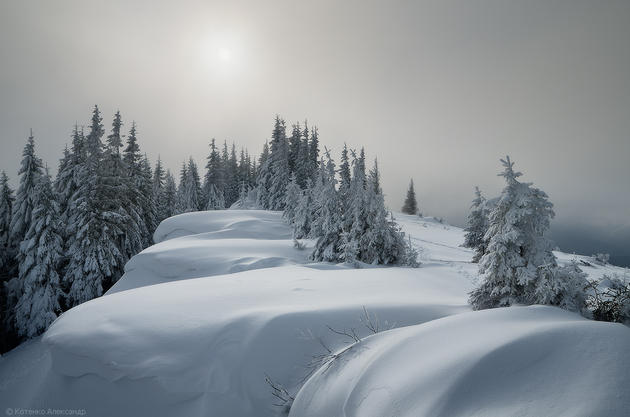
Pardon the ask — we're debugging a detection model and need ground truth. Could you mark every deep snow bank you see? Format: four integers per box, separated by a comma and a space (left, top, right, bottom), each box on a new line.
2, 265, 471, 417
290, 305, 630, 417
108, 210, 313, 294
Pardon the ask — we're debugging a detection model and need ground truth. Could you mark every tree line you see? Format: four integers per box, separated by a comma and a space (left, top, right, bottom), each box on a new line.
0, 107, 418, 352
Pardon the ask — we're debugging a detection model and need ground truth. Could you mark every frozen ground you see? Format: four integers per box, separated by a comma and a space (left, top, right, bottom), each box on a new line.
1, 210, 628, 417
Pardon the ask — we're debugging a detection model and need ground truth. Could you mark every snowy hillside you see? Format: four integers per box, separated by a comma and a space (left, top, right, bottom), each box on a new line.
1, 210, 628, 417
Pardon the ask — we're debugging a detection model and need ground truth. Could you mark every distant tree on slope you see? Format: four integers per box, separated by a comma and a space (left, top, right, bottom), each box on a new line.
0, 171, 15, 277
401, 179, 418, 215
469, 156, 587, 312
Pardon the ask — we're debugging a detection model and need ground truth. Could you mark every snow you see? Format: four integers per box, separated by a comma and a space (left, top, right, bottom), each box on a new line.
1, 209, 629, 416
290, 306, 630, 417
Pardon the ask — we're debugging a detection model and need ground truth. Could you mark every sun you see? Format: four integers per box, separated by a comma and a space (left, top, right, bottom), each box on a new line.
218, 47, 232, 63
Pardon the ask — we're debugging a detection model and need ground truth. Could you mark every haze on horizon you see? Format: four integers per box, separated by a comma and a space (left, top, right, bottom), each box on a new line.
1, 0, 629, 264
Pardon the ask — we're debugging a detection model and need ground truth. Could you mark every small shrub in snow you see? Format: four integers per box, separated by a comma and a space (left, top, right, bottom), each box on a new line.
585, 275, 630, 323
592, 253, 610, 265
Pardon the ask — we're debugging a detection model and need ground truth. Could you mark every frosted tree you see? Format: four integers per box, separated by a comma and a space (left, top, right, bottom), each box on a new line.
64, 106, 125, 306
463, 187, 489, 262
295, 126, 311, 188
182, 157, 202, 212
469, 156, 586, 311
309, 126, 320, 179
203, 139, 224, 208
224, 144, 240, 207
256, 141, 272, 209
206, 183, 225, 210
55, 125, 85, 227
0, 171, 15, 277
10, 131, 44, 245
162, 170, 178, 218
401, 179, 418, 215
268, 116, 290, 210
15, 172, 63, 338
153, 156, 168, 222
311, 152, 344, 262
341, 149, 368, 262
293, 180, 313, 239
288, 122, 302, 176
139, 155, 157, 244
283, 174, 301, 225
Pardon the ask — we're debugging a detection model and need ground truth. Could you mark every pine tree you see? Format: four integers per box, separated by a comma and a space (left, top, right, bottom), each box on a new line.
10, 131, 44, 245
308, 126, 320, 180
203, 139, 224, 209
256, 142, 272, 209
55, 125, 85, 228
177, 161, 188, 213
268, 116, 290, 210
401, 179, 418, 215
469, 156, 585, 310
153, 156, 167, 222
463, 187, 489, 262
162, 170, 178, 218
341, 149, 368, 262
139, 155, 157, 244
283, 174, 301, 225
0, 171, 14, 277
288, 122, 302, 176
15, 172, 63, 338
64, 106, 125, 306
311, 152, 343, 262
295, 125, 311, 189
293, 180, 313, 239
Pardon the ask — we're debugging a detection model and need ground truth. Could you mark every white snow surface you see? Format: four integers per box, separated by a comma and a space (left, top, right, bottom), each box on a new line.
1, 210, 628, 417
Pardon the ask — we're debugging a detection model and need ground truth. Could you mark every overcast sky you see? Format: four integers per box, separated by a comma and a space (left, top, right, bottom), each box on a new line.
1, 0, 629, 263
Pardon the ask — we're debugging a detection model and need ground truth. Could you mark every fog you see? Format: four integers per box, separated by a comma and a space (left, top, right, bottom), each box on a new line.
1, 0, 628, 264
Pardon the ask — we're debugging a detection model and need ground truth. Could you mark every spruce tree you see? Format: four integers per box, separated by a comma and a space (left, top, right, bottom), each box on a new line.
203, 139, 224, 209
288, 122, 302, 176
268, 116, 290, 210
469, 157, 586, 310
308, 126, 320, 180
10, 131, 44, 245
162, 170, 178, 218
463, 187, 489, 262
256, 141, 272, 209
153, 157, 167, 222
55, 125, 85, 228
15, 172, 63, 338
283, 174, 301, 225
311, 152, 343, 262
0, 171, 15, 277
64, 106, 125, 306
401, 179, 418, 215
293, 179, 312, 239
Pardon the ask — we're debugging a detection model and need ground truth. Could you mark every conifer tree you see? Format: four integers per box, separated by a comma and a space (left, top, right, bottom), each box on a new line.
469, 157, 586, 311
203, 139, 224, 208
288, 122, 302, 175
206, 183, 225, 210
256, 141, 272, 209
293, 180, 312, 239
268, 116, 290, 210
0, 171, 14, 277
311, 152, 343, 262
10, 131, 44, 245
463, 187, 489, 262
55, 125, 85, 227
309, 126, 320, 180
401, 179, 418, 215
162, 170, 178, 218
15, 172, 63, 338
283, 174, 301, 225
64, 106, 125, 306
153, 157, 167, 222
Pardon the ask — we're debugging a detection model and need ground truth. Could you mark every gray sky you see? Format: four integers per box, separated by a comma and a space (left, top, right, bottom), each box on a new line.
1, 0, 629, 263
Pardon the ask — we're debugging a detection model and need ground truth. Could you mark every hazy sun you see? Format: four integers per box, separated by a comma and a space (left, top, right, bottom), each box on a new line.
218, 47, 232, 63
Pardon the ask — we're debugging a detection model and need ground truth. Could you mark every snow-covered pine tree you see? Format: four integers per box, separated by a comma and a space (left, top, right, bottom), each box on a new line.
308, 126, 319, 180
10, 131, 44, 246
401, 179, 418, 215
256, 141, 272, 209
55, 125, 85, 228
184, 157, 203, 211
203, 139, 225, 209
223, 144, 240, 207
64, 105, 125, 306
307, 157, 328, 238
162, 170, 178, 218
311, 152, 343, 262
102, 112, 144, 273
295, 124, 311, 189
153, 156, 168, 222
293, 179, 313, 239
283, 173, 301, 225
469, 156, 586, 311
139, 154, 157, 243
0, 171, 15, 278
122, 121, 151, 244
268, 116, 290, 210
359, 160, 418, 265
463, 187, 489, 262
176, 161, 188, 213
288, 122, 302, 176
341, 148, 368, 262
15, 171, 63, 338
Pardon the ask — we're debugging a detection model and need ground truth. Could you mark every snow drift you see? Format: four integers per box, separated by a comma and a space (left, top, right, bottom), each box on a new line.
290, 305, 630, 417
1, 210, 628, 417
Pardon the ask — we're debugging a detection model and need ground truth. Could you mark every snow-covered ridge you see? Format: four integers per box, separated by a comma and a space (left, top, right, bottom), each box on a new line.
0, 210, 628, 417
